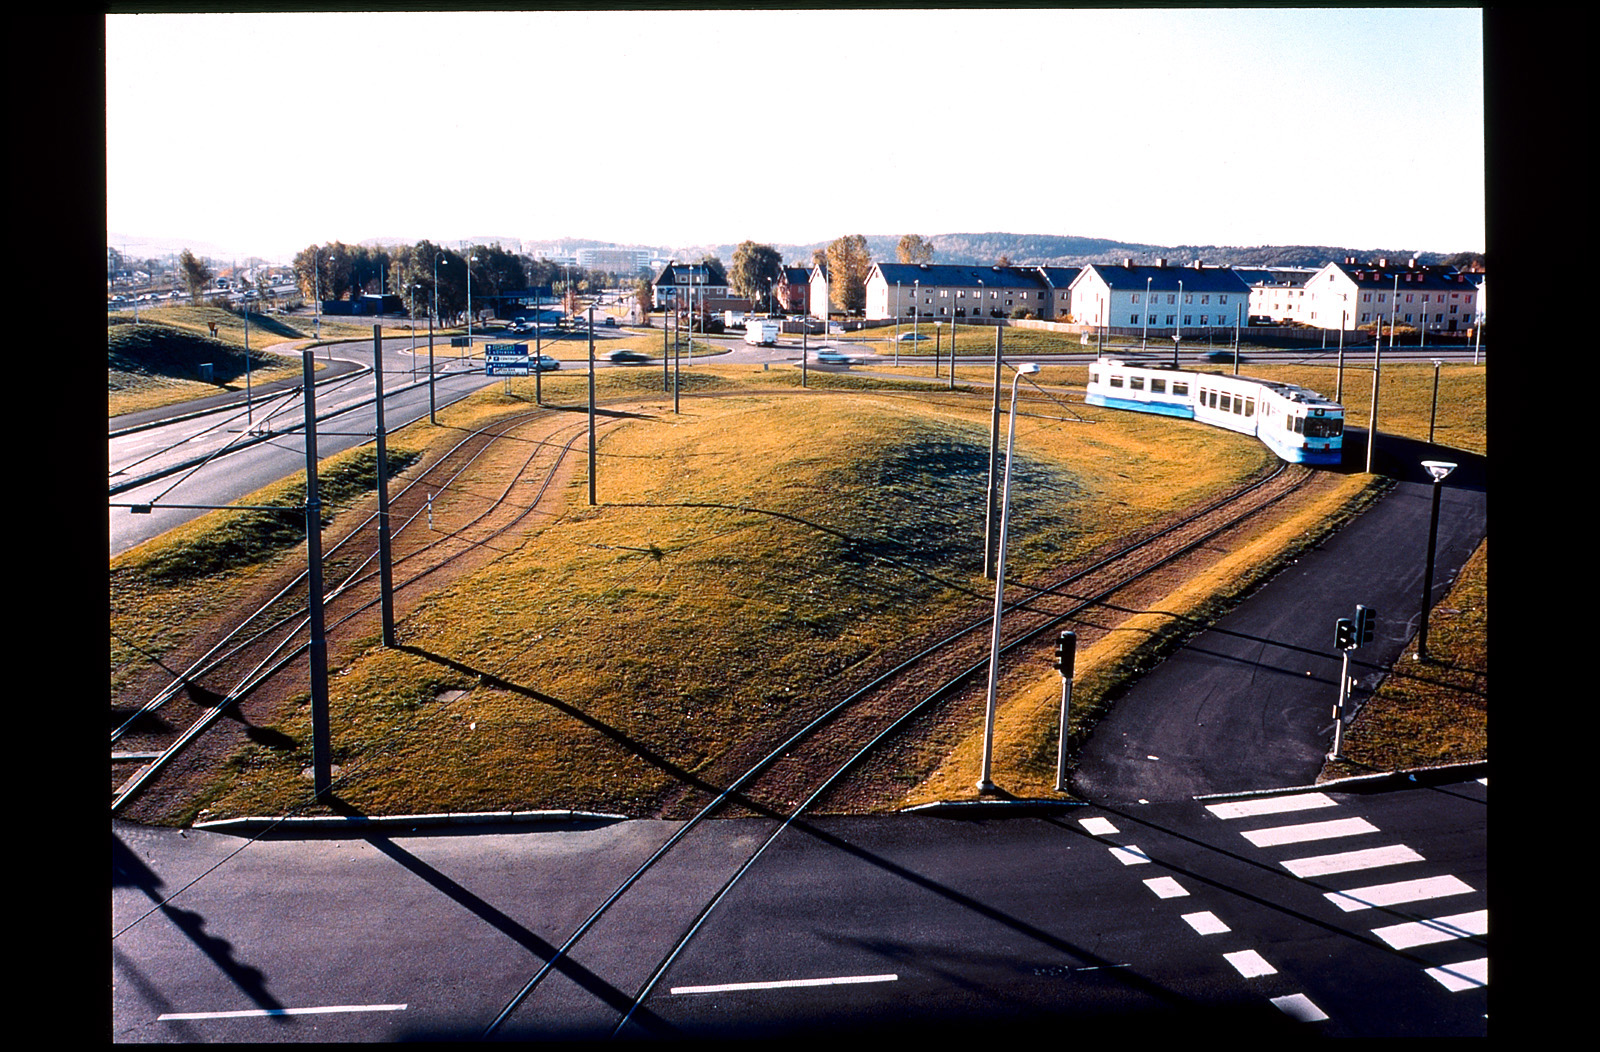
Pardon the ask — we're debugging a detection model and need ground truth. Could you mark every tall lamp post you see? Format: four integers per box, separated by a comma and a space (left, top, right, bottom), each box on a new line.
1414, 460, 1457, 662
978, 362, 1041, 792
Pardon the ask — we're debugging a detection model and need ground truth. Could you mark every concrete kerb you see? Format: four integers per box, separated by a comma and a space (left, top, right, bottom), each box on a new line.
192, 809, 631, 838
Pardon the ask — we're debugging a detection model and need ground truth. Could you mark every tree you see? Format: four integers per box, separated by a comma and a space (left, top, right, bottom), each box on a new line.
896, 234, 935, 264
729, 241, 783, 308
179, 248, 213, 304
635, 276, 654, 321
825, 234, 872, 315
994, 254, 1012, 268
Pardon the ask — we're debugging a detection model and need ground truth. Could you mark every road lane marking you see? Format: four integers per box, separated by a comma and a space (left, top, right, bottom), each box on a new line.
1324, 875, 1475, 912
1206, 793, 1336, 819
1371, 909, 1488, 950
1079, 816, 1118, 836
1109, 844, 1151, 865
1143, 876, 1189, 898
1181, 911, 1230, 935
1427, 957, 1488, 991
158, 1004, 407, 1021
1281, 844, 1423, 878
1271, 993, 1329, 1021
670, 974, 898, 995
1241, 817, 1379, 847
1223, 950, 1277, 978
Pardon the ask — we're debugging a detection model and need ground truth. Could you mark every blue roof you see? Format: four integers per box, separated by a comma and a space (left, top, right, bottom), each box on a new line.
874, 262, 1050, 290
1078, 264, 1250, 294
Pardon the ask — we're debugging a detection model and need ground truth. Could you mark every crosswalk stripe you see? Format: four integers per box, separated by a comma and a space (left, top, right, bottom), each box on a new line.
1281, 844, 1423, 878
1324, 875, 1475, 912
1143, 876, 1189, 899
1427, 957, 1488, 991
1109, 844, 1151, 865
1372, 909, 1487, 950
1271, 992, 1329, 1021
1206, 793, 1336, 819
1241, 817, 1378, 847
1223, 949, 1277, 978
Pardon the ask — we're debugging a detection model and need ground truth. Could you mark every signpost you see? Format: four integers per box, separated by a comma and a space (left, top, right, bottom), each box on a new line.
485, 342, 530, 381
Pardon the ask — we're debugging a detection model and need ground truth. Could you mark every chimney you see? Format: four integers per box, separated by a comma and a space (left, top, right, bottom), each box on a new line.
1378, 258, 1389, 268
1155, 257, 1167, 268
1124, 257, 1134, 268
1192, 258, 1203, 269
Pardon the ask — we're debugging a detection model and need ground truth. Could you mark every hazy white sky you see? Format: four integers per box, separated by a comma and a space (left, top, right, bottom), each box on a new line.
106, 8, 1485, 261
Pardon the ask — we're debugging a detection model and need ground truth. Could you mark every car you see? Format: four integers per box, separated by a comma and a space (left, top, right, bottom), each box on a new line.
813, 349, 853, 365
603, 316, 618, 327
897, 332, 929, 342
533, 355, 560, 371
609, 349, 650, 364
1206, 349, 1243, 363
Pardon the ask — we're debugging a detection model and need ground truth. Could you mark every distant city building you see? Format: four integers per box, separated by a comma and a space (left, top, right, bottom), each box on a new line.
576, 247, 652, 275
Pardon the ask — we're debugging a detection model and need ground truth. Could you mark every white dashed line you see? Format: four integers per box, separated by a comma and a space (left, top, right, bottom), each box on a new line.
1205, 793, 1337, 819
1371, 909, 1487, 950
1271, 992, 1329, 1021
1240, 817, 1378, 847
1324, 875, 1474, 912
159, 1004, 407, 1021
1223, 949, 1277, 978
1280, 844, 1423, 877
1143, 876, 1189, 898
1109, 844, 1151, 865
670, 974, 898, 995
1079, 816, 1118, 836
1181, 911, 1230, 935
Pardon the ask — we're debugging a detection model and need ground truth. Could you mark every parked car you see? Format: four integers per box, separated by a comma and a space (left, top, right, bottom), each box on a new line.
603, 316, 618, 327
609, 349, 650, 364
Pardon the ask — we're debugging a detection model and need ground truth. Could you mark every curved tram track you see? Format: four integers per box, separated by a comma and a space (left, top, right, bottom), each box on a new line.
480, 458, 1318, 1038
111, 408, 604, 813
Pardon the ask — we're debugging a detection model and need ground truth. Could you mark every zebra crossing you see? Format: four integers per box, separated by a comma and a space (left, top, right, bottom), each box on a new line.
1079, 780, 1487, 1030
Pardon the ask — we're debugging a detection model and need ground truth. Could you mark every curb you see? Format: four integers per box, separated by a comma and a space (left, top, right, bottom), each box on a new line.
192, 809, 630, 837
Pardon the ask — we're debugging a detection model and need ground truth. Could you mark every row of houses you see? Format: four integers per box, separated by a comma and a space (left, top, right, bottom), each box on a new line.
652, 255, 1486, 337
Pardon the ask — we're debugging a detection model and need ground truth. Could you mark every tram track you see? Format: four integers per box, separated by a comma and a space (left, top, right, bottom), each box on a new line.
478, 457, 1319, 1038
111, 407, 601, 814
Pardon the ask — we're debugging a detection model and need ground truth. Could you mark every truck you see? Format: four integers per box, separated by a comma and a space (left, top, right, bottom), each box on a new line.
743, 317, 781, 346
723, 310, 745, 329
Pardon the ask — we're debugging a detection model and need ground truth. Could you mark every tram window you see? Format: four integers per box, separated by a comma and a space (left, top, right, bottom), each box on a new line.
1172, 382, 1188, 396
1151, 378, 1166, 394
1233, 397, 1244, 415
1130, 376, 1145, 390
1088, 369, 1099, 384
1109, 375, 1123, 388
1244, 398, 1255, 417
1220, 393, 1231, 412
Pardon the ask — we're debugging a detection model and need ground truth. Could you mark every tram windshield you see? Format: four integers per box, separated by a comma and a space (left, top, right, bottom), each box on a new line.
1304, 415, 1343, 438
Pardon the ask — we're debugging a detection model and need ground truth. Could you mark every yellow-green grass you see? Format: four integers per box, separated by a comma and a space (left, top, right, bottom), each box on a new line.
135, 374, 1281, 825
898, 469, 1391, 806
111, 439, 427, 700
1321, 539, 1487, 778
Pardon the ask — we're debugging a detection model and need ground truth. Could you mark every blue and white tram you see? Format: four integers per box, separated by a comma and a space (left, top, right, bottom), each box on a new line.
1084, 357, 1344, 465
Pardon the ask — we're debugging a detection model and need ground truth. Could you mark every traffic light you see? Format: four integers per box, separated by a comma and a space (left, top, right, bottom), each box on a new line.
1055, 631, 1077, 678
1335, 618, 1355, 651
1355, 605, 1376, 647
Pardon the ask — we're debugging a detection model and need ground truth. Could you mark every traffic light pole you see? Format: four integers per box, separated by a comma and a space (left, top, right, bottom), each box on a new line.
1054, 631, 1076, 792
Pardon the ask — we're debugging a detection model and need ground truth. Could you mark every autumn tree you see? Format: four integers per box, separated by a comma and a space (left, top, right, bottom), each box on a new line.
179, 248, 213, 303
896, 234, 935, 264
729, 241, 784, 309
825, 234, 872, 315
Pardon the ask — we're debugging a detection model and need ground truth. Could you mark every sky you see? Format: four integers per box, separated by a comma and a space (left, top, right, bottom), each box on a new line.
105, 8, 1485, 262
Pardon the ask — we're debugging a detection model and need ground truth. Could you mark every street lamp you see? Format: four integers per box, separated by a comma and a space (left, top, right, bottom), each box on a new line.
1142, 275, 1151, 352
1414, 460, 1457, 662
978, 361, 1041, 792
1428, 358, 1443, 443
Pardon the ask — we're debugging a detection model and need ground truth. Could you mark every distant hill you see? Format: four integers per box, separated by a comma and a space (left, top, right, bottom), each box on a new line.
660, 233, 1460, 270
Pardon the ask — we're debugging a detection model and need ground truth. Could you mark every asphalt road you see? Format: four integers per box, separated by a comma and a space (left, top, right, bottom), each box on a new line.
112, 772, 1487, 1041
1071, 431, 1488, 803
